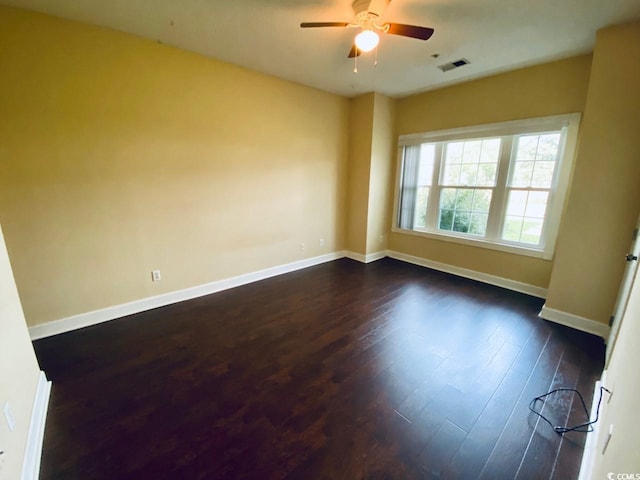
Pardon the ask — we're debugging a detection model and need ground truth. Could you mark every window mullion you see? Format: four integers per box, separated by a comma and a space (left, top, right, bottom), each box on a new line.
485, 136, 513, 240
425, 143, 443, 230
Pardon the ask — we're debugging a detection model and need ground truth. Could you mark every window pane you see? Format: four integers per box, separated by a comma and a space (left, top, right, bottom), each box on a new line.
439, 209, 454, 230
469, 214, 488, 236
452, 211, 470, 233
443, 138, 500, 188
516, 135, 539, 161
506, 190, 527, 216
459, 163, 478, 186
439, 188, 458, 232
531, 161, 554, 188
418, 144, 436, 186
462, 141, 482, 164
524, 191, 549, 218
502, 190, 549, 245
438, 188, 490, 237
503, 216, 524, 242
521, 219, 544, 244
446, 142, 464, 164
480, 138, 501, 163
441, 188, 457, 209
471, 189, 492, 213
477, 163, 497, 187
442, 164, 461, 185
537, 134, 561, 160
512, 161, 534, 187
512, 133, 560, 189
413, 187, 429, 228
455, 189, 473, 211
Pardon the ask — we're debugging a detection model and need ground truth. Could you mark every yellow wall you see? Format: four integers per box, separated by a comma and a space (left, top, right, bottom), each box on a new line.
0, 225, 42, 479
390, 55, 592, 288
346, 93, 396, 257
545, 21, 640, 323
591, 259, 640, 477
366, 94, 396, 255
0, 6, 350, 326
346, 94, 374, 254
1, 4, 635, 333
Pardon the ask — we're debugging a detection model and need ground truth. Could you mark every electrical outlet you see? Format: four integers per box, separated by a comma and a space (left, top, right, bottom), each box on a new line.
3, 402, 15, 432
151, 270, 162, 282
300, 243, 305, 252
319, 238, 325, 247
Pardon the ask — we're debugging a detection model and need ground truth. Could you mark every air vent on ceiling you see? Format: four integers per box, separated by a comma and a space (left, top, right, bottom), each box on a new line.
437, 58, 470, 72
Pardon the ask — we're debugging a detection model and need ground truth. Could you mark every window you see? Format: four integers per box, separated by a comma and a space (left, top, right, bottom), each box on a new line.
394, 114, 580, 259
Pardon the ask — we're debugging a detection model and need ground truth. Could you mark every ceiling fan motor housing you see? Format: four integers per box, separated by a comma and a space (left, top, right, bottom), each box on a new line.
352, 0, 391, 31
352, 0, 375, 16
352, 0, 392, 16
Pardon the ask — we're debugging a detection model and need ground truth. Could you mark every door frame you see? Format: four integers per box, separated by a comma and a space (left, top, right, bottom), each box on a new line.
606, 212, 640, 366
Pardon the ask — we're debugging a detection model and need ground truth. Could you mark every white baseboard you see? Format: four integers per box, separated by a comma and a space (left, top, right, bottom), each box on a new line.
365, 251, 387, 263
29, 251, 346, 340
387, 250, 548, 298
539, 305, 610, 340
344, 251, 366, 263
21, 371, 51, 480
578, 373, 607, 480
345, 250, 386, 264
31, 249, 604, 342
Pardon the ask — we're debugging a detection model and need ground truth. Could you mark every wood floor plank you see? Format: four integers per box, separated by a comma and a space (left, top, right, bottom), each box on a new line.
33, 258, 604, 480
477, 328, 567, 480
550, 333, 605, 480
442, 327, 553, 479
515, 340, 582, 479
446, 338, 524, 433
416, 419, 469, 478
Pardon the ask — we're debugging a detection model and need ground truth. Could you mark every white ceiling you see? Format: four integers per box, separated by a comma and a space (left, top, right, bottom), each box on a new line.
4, 0, 640, 98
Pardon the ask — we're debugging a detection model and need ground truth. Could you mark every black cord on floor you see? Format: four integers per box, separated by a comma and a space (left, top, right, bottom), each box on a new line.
529, 386, 611, 435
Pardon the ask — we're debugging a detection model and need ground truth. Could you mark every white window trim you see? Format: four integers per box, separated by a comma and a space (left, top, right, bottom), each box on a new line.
391, 113, 581, 260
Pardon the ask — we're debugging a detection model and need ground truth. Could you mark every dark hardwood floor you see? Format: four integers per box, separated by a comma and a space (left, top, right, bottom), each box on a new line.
33, 258, 604, 480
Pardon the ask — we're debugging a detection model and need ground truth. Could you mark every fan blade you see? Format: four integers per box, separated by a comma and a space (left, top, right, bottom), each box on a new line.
386, 23, 434, 41
348, 45, 362, 58
300, 22, 349, 28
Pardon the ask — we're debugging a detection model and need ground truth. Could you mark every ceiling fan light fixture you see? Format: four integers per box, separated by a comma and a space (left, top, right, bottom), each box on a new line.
355, 29, 379, 52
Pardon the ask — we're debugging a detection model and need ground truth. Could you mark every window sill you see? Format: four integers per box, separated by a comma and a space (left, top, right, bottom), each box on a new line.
391, 226, 553, 260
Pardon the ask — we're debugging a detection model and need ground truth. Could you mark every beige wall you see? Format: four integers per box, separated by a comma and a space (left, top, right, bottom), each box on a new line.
591, 257, 640, 477
366, 94, 396, 255
0, 225, 42, 479
1, 5, 636, 335
396, 55, 592, 135
0, 6, 350, 326
390, 55, 593, 288
545, 21, 640, 324
346, 93, 396, 256
346, 94, 375, 254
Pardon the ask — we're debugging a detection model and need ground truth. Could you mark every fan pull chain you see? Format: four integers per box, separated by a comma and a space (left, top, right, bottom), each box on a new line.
375, 45, 378, 66
354, 47, 358, 73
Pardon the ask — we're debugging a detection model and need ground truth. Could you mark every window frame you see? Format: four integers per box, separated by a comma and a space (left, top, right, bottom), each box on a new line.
391, 113, 581, 260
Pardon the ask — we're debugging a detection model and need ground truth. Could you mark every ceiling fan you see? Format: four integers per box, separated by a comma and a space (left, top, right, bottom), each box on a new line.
300, 0, 434, 58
